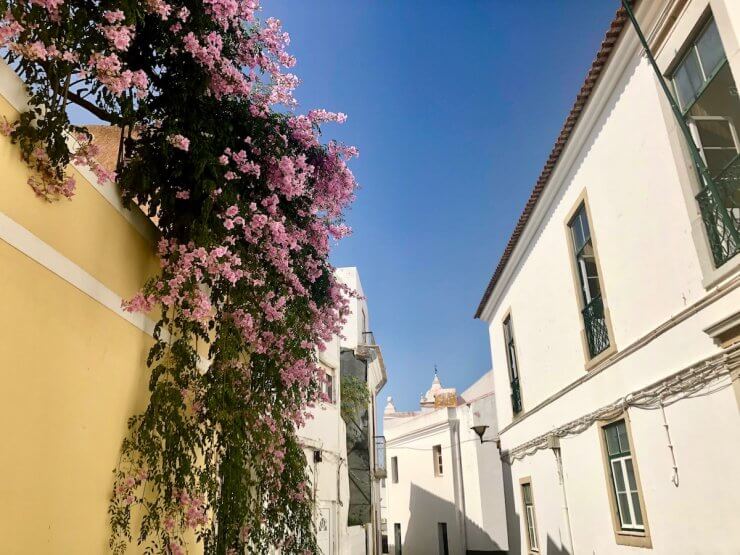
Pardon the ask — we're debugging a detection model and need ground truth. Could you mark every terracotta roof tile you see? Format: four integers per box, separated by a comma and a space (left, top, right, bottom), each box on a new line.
85, 124, 122, 174
474, 4, 630, 319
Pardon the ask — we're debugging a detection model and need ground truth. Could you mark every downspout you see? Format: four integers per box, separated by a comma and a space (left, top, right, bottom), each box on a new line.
621, 0, 739, 245
549, 436, 575, 554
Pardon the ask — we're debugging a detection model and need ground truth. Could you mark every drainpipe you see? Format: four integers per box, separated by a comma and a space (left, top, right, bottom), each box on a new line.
548, 435, 575, 554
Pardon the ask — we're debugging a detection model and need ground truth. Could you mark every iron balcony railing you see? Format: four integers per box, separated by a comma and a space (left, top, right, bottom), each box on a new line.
582, 295, 610, 358
373, 435, 387, 479
696, 155, 740, 267
510, 377, 522, 415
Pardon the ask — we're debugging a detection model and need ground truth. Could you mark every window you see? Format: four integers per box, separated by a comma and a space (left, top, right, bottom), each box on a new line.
432, 445, 443, 476
391, 456, 398, 484
671, 16, 739, 266
603, 420, 646, 531
437, 523, 449, 555
568, 201, 611, 360
394, 523, 402, 555
321, 370, 334, 403
520, 478, 539, 552
502, 314, 523, 414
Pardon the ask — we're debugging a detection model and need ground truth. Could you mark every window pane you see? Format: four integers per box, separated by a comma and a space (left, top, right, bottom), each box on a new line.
674, 50, 705, 110
616, 422, 630, 453
687, 64, 740, 176
570, 208, 589, 252
522, 483, 532, 504
612, 460, 626, 492
631, 492, 644, 526
579, 208, 591, 242
695, 117, 736, 149
697, 19, 725, 78
625, 458, 638, 491
618, 493, 633, 525
605, 426, 620, 455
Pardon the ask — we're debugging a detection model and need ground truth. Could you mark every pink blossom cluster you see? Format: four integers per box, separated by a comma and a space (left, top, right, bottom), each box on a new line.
268, 155, 314, 200
29, 0, 64, 20
168, 134, 190, 151
123, 239, 247, 327
220, 145, 262, 178
99, 22, 134, 51
113, 467, 148, 507
88, 53, 148, 97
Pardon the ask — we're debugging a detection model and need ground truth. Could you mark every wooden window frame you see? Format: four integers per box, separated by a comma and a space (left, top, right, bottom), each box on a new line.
564, 190, 617, 370
432, 444, 443, 477
598, 413, 652, 549
519, 476, 540, 553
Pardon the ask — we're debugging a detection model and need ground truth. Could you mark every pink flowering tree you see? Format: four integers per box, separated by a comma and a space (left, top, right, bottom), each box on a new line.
0, 0, 358, 553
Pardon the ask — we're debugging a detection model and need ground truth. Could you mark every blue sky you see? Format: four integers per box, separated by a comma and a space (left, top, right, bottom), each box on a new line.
68, 1, 620, 412
264, 1, 619, 411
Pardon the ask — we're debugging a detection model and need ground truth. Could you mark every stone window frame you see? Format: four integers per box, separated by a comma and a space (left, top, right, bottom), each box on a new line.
597, 413, 652, 549
519, 476, 541, 554
563, 189, 618, 370
654, 3, 740, 288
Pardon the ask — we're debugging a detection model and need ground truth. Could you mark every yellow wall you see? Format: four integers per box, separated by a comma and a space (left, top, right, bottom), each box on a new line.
0, 84, 162, 552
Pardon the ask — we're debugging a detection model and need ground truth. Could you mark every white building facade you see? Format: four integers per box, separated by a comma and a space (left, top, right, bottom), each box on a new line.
476, 1, 740, 554
298, 330, 351, 555
297, 267, 387, 555
336, 267, 388, 555
384, 372, 509, 555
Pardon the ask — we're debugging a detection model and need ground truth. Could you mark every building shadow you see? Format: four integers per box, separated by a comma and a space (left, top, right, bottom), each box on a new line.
546, 534, 571, 555
399, 483, 505, 555
500, 461, 520, 555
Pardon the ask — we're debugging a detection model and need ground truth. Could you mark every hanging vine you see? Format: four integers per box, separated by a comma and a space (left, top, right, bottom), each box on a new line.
0, 0, 358, 553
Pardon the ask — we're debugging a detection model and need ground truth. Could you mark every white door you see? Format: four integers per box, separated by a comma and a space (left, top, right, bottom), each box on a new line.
316, 506, 334, 555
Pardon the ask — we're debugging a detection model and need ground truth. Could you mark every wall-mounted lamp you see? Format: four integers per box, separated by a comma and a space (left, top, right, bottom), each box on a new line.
471, 425, 496, 444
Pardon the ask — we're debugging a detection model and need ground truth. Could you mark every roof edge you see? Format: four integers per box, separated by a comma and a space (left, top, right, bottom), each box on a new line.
474, 4, 631, 319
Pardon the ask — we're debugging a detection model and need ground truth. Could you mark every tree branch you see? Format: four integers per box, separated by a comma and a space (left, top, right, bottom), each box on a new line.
67, 91, 117, 123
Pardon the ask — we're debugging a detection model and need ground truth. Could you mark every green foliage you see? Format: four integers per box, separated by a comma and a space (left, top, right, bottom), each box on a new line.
340, 374, 370, 425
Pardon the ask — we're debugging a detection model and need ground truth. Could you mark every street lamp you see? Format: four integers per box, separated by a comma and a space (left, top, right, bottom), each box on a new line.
471, 425, 494, 444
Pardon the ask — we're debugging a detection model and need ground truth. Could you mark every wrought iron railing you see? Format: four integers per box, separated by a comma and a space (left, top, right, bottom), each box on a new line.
696, 155, 740, 267
373, 435, 387, 479
510, 377, 522, 415
582, 296, 610, 358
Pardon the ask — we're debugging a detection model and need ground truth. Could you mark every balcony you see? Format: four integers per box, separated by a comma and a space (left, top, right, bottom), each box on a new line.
695, 156, 740, 267
582, 296, 610, 358
373, 435, 387, 479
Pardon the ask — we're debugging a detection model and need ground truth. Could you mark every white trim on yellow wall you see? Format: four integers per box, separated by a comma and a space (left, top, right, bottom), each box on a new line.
0, 210, 156, 336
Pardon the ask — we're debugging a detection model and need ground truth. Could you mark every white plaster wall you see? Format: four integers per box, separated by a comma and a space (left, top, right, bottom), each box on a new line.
488, 47, 710, 430
386, 410, 463, 555
335, 266, 386, 554
506, 386, 740, 555
458, 398, 509, 552
480, 1, 740, 553
299, 332, 350, 554
385, 400, 509, 555
336, 266, 369, 350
